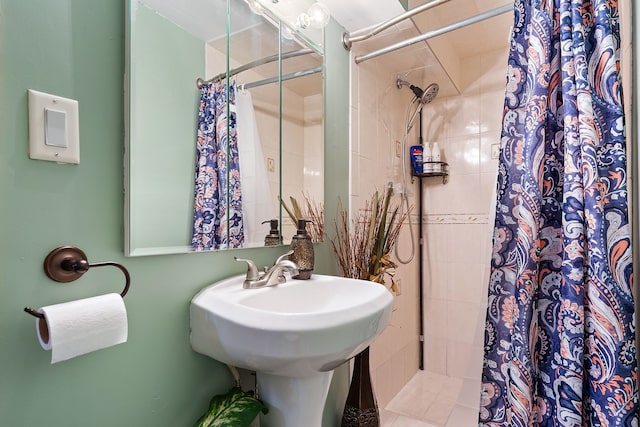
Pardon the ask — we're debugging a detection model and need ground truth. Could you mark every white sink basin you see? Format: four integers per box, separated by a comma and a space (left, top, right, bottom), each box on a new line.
190, 273, 393, 427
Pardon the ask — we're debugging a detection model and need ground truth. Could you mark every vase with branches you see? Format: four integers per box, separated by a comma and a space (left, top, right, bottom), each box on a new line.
330, 185, 408, 426
331, 185, 406, 293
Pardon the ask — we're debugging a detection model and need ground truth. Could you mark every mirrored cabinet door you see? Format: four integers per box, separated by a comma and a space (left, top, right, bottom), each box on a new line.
125, 0, 324, 256
279, 27, 324, 242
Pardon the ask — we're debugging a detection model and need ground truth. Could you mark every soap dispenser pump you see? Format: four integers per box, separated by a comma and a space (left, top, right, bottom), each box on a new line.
262, 219, 282, 246
290, 219, 314, 279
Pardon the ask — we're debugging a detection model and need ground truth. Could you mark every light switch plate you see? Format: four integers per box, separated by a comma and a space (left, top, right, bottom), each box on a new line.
491, 143, 500, 159
28, 89, 80, 164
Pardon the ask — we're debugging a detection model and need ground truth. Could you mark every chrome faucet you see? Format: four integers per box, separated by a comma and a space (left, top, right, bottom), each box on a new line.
235, 250, 300, 289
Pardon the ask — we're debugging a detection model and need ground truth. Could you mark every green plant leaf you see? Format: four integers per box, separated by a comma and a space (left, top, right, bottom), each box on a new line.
367, 191, 379, 245
290, 196, 303, 219
370, 186, 392, 277
279, 196, 298, 224
194, 387, 268, 427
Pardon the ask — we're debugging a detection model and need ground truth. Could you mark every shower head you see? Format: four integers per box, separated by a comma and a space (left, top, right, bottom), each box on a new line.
397, 79, 439, 104
421, 83, 439, 104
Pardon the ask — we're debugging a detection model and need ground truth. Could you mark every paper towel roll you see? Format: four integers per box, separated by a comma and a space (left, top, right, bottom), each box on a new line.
36, 293, 128, 364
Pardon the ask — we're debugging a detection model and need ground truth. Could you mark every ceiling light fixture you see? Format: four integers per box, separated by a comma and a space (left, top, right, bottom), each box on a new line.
246, 0, 264, 15
297, 2, 330, 29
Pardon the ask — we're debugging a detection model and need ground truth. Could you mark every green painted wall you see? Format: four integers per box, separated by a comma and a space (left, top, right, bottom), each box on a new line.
0, 1, 349, 426
129, 4, 203, 251
319, 18, 352, 426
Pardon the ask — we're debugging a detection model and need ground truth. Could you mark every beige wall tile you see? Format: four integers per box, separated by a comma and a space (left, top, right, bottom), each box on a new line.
479, 91, 506, 133
424, 336, 448, 375
447, 261, 484, 303
424, 259, 449, 300
479, 48, 510, 91
459, 55, 484, 94
424, 223, 451, 262
374, 356, 398, 407
479, 172, 499, 214
424, 297, 449, 339
446, 341, 475, 379
352, 20, 511, 402
422, 99, 449, 143
446, 223, 485, 263
447, 301, 481, 344
479, 131, 500, 174
426, 174, 483, 213
463, 345, 485, 380
442, 136, 481, 175
402, 341, 421, 384
445, 95, 482, 138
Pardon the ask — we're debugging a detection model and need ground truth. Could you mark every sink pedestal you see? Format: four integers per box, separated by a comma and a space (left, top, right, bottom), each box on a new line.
257, 371, 334, 427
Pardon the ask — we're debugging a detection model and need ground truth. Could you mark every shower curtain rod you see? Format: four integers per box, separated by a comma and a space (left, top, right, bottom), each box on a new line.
354, 3, 513, 64
244, 66, 322, 89
196, 48, 314, 89
342, 0, 452, 50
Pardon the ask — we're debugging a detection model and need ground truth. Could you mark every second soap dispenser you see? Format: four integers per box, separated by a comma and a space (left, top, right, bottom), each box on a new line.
262, 219, 282, 246
290, 219, 314, 279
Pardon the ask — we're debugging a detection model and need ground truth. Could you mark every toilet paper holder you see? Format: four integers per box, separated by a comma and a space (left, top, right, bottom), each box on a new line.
23, 246, 131, 319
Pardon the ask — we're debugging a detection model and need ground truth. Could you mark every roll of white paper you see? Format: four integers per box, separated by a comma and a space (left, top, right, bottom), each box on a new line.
36, 293, 128, 364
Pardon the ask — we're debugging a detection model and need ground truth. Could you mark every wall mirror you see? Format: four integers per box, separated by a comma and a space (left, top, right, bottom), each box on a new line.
125, 0, 324, 256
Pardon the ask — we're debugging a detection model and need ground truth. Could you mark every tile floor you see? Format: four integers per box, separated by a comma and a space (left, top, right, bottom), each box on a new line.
381, 371, 480, 427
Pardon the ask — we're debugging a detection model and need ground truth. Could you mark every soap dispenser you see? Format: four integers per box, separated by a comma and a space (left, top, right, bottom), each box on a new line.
262, 219, 282, 246
290, 219, 314, 279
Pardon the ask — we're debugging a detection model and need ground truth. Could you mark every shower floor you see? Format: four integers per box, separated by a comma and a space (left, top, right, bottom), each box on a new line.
381, 370, 480, 426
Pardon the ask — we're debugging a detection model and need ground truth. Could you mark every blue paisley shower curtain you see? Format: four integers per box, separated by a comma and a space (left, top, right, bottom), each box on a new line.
192, 81, 244, 250
480, 0, 637, 425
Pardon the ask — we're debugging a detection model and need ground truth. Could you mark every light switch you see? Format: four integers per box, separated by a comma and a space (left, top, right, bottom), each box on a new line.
491, 143, 500, 159
28, 90, 80, 164
45, 108, 67, 148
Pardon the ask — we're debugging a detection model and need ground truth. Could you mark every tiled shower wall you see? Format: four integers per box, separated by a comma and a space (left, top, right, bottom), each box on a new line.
349, 42, 423, 406
420, 47, 507, 412
350, 0, 633, 413
350, 41, 510, 406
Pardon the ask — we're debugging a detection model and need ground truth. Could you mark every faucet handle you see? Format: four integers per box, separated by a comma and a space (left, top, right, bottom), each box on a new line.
274, 250, 294, 265
234, 257, 259, 281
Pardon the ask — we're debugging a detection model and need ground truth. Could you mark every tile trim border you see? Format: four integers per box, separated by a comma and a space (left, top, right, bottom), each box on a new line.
422, 213, 490, 224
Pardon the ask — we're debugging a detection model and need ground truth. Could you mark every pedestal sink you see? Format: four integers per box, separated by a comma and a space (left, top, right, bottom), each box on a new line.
190, 274, 393, 427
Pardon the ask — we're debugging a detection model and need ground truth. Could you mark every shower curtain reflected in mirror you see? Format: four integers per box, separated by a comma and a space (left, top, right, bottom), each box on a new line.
192, 81, 244, 251
236, 88, 277, 246
480, 0, 638, 425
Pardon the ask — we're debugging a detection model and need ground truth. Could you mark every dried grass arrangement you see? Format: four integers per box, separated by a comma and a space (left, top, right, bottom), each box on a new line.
280, 193, 324, 243
331, 186, 408, 294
